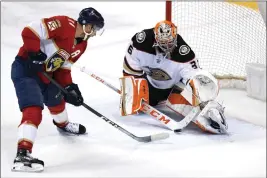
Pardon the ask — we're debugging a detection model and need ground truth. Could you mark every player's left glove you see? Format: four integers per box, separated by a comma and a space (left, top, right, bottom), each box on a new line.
64, 83, 84, 106
27, 50, 47, 72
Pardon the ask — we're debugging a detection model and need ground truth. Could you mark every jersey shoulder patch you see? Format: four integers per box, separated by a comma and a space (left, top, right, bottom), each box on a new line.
171, 34, 195, 63
178, 44, 191, 56
136, 31, 146, 43
44, 16, 75, 38
131, 28, 155, 55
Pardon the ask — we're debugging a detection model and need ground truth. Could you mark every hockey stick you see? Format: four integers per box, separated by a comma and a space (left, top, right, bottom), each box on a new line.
42, 72, 169, 142
74, 65, 198, 132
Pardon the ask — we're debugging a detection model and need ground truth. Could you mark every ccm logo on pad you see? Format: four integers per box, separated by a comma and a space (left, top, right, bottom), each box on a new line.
141, 104, 170, 125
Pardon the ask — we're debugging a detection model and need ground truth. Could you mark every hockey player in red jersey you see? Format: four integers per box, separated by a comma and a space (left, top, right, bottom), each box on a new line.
119, 20, 228, 135
11, 7, 104, 172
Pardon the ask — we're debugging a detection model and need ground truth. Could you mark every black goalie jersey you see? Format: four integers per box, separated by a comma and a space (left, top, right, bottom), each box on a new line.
123, 28, 201, 89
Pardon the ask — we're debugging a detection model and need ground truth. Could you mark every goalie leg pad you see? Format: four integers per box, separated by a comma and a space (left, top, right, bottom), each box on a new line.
167, 92, 194, 117
120, 76, 149, 116
166, 75, 207, 117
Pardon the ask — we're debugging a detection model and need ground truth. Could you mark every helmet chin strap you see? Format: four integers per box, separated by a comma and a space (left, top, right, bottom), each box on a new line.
153, 43, 173, 59
83, 25, 94, 40
154, 45, 170, 59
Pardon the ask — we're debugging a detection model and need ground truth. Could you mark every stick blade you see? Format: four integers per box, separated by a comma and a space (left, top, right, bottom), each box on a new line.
136, 132, 170, 143
151, 132, 170, 141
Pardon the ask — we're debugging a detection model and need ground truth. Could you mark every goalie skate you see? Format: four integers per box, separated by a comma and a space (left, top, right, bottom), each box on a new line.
11, 149, 44, 172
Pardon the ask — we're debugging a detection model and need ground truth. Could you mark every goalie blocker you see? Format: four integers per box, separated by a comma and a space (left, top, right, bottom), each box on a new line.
119, 70, 228, 134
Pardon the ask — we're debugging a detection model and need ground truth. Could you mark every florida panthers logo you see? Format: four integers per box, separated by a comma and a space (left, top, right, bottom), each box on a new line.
46, 57, 65, 72
45, 49, 70, 72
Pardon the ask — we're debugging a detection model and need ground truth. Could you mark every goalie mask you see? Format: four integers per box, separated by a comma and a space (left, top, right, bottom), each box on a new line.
154, 20, 178, 56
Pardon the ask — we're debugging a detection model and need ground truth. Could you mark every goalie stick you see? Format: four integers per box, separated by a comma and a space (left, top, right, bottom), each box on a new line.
74, 65, 198, 132
42, 72, 169, 143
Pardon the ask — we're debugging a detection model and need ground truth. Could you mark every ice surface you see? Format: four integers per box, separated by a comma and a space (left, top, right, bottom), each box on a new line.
1, 2, 266, 177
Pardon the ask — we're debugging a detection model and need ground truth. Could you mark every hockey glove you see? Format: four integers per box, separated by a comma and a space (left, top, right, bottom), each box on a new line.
64, 83, 84, 106
27, 50, 47, 73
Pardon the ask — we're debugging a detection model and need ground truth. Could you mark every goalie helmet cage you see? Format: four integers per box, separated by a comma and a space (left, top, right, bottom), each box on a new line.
166, 1, 266, 89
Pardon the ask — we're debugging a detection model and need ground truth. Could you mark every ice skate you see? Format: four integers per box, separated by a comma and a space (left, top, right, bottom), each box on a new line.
12, 148, 44, 172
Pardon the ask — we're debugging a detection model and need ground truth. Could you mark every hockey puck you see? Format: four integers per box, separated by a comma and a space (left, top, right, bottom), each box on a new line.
174, 129, 182, 133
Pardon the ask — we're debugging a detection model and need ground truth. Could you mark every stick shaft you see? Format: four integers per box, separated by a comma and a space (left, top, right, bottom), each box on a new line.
42, 72, 167, 142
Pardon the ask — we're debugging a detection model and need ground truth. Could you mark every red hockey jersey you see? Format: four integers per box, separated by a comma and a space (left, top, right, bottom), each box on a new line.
17, 15, 87, 86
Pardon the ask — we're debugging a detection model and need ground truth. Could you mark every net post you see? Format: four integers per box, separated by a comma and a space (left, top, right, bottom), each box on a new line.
166, 1, 172, 21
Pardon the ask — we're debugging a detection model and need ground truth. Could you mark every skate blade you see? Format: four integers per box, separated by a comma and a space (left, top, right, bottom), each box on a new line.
11, 162, 44, 173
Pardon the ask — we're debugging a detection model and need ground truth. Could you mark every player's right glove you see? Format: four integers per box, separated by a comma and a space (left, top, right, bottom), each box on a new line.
64, 83, 84, 106
27, 50, 47, 73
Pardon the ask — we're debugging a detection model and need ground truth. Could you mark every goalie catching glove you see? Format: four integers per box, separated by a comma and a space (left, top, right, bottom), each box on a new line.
195, 100, 227, 134
119, 76, 149, 116
167, 70, 228, 134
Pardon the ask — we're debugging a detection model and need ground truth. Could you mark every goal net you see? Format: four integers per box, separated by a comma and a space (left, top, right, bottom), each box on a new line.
166, 1, 266, 89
